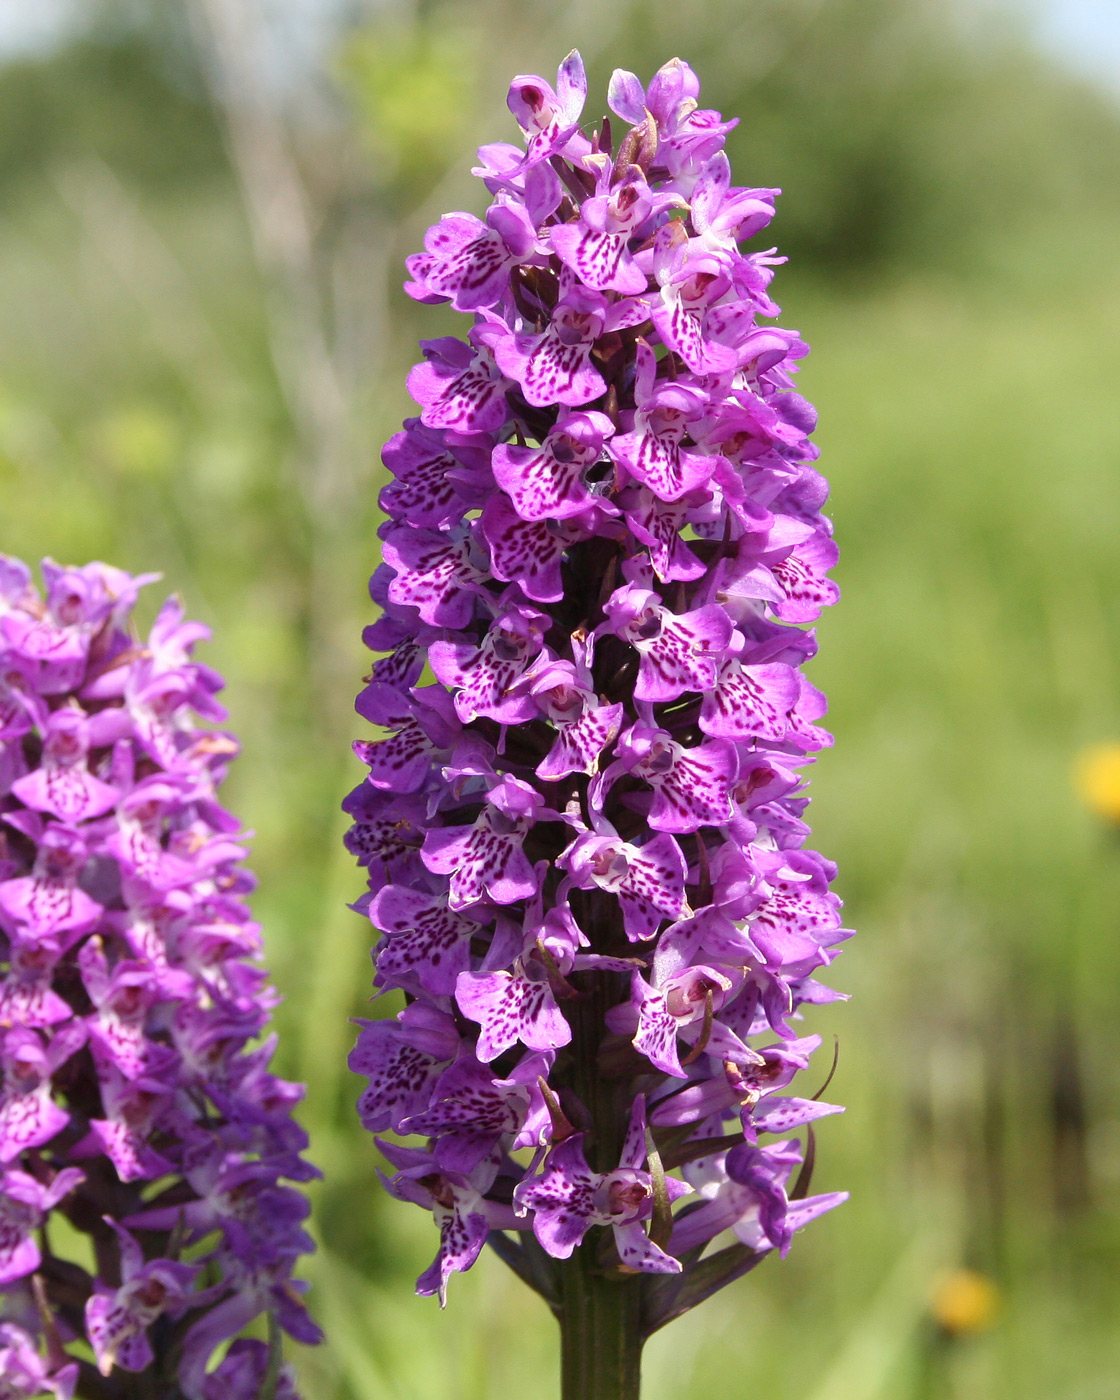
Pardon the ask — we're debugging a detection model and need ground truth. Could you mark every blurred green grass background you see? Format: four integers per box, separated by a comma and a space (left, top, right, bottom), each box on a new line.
3, 0, 1120, 1395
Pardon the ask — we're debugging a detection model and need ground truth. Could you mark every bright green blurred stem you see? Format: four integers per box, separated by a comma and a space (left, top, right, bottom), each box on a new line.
559, 1252, 643, 1400
556, 970, 645, 1400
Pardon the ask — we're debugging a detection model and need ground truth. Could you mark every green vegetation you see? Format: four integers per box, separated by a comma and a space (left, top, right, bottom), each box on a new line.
2, 2, 1120, 1395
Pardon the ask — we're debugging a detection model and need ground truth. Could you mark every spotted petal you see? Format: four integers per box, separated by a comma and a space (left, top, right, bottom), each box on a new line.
408, 341, 510, 434
536, 701, 624, 781
349, 1007, 458, 1133
0, 874, 102, 940
624, 494, 706, 581
610, 426, 716, 502
11, 765, 118, 823
551, 224, 647, 294
769, 531, 840, 623
478, 495, 569, 601
0, 1082, 68, 1163
700, 658, 800, 741
382, 527, 483, 628
513, 331, 605, 408
637, 608, 734, 702
380, 425, 473, 530
414, 1185, 490, 1306
455, 968, 572, 1060
613, 1218, 683, 1273
490, 411, 610, 521
370, 887, 477, 996
0, 947, 73, 1028
422, 814, 539, 911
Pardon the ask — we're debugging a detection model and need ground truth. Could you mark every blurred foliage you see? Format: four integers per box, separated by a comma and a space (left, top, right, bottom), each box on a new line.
339, 23, 477, 203
2, 0, 1120, 1396
0, 26, 222, 190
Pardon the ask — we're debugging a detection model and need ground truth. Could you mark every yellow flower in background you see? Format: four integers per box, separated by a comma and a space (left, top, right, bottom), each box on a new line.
1075, 743, 1120, 823
930, 1268, 1000, 1336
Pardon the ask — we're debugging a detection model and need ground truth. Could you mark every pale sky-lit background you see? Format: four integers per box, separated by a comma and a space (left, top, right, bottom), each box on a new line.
1032, 0, 1120, 89
1, 0, 1119, 90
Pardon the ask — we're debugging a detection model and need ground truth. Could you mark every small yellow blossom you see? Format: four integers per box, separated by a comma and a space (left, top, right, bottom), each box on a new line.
930, 1268, 1000, 1336
1075, 743, 1120, 823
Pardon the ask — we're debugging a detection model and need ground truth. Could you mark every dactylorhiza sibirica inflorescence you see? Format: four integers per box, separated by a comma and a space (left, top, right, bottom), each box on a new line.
346, 51, 850, 1384
0, 557, 319, 1399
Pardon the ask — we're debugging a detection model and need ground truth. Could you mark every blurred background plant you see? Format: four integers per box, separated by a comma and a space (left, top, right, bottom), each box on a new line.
2, 0, 1120, 1395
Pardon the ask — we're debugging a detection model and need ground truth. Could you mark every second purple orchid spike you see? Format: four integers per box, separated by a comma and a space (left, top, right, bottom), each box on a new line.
0, 555, 320, 1399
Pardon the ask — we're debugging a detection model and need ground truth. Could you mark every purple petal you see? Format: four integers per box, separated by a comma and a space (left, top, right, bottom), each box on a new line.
613, 1218, 682, 1273
514, 1133, 597, 1259
455, 969, 572, 1060
536, 701, 624, 780
478, 495, 568, 602
519, 334, 606, 408
551, 224, 647, 295
370, 888, 476, 996
607, 68, 646, 124
700, 659, 800, 740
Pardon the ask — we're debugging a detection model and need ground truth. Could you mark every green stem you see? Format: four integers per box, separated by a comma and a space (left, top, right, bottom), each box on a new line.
559, 1248, 643, 1400
555, 960, 646, 1399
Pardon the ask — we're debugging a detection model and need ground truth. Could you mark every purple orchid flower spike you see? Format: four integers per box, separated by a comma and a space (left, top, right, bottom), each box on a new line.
348, 52, 849, 1400
0, 555, 319, 1396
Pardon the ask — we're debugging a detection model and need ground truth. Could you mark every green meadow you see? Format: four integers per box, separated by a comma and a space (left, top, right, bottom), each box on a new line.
2, 2, 1120, 1395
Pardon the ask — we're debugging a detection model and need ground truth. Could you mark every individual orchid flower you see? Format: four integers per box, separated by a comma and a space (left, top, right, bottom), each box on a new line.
529, 647, 624, 781
0, 1167, 83, 1286
491, 410, 615, 521
505, 50, 590, 168
405, 196, 541, 312
0, 1322, 78, 1400
515, 1100, 690, 1271
608, 341, 719, 501
551, 164, 678, 295
84, 1222, 201, 1376
670, 1138, 846, 1259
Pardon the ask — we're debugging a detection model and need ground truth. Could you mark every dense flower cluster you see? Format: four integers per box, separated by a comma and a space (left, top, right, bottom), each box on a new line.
348, 52, 849, 1315
0, 557, 318, 1398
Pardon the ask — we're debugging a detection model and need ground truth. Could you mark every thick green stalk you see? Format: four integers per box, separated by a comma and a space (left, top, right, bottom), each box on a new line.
559, 1248, 643, 1400
556, 959, 645, 1399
